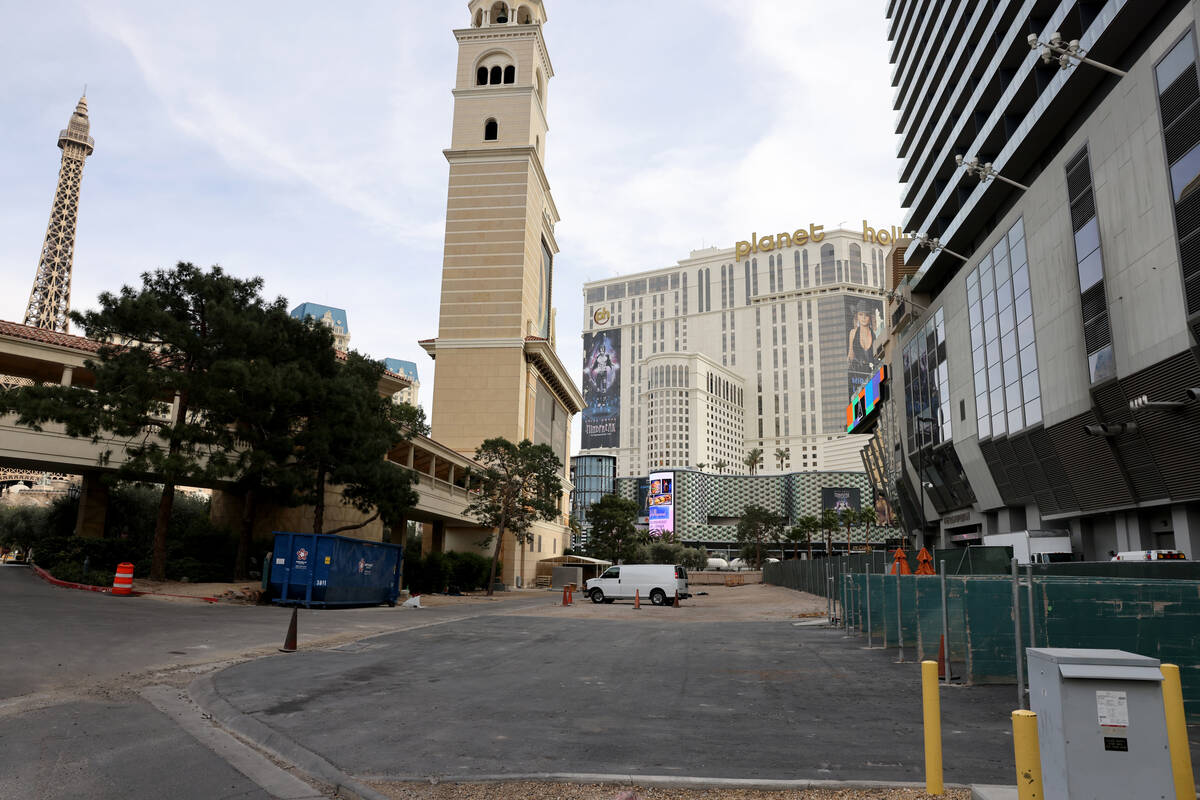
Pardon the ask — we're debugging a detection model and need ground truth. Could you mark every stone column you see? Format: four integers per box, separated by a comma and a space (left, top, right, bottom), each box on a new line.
74, 472, 109, 538
1170, 503, 1200, 559
60, 365, 74, 386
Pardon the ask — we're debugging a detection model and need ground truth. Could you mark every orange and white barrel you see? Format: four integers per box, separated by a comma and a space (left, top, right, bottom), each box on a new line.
112, 562, 134, 596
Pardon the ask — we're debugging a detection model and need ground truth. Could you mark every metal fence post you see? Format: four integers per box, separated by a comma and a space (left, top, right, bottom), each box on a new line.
896, 569, 904, 662
1024, 563, 1035, 650
865, 564, 873, 647
940, 559, 950, 684
1011, 557, 1026, 709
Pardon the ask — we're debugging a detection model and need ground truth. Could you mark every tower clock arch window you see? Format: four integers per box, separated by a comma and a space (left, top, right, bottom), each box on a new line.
484, 119, 499, 141
503, 65, 516, 84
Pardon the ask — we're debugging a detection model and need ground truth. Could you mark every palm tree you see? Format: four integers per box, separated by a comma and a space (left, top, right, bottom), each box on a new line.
774, 447, 789, 471
839, 508, 859, 552
787, 515, 819, 560
744, 448, 764, 475
714, 459, 728, 474
858, 505, 878, 552
819, 509, 840, 557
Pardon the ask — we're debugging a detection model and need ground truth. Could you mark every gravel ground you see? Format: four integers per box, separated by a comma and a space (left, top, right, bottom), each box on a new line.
368, 781, 969, 800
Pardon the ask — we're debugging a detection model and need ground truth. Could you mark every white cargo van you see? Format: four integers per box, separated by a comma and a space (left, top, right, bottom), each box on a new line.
586, 564, 690, 605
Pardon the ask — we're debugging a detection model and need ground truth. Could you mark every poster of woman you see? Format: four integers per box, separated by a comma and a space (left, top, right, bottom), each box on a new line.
581, 331, 621, 448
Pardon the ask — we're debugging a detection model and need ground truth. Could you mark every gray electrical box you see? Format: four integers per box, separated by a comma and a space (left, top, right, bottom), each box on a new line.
1027, 648, 1173, 800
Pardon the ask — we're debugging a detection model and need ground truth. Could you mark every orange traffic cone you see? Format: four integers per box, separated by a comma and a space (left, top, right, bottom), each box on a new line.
279, 608, 298, 653
890, 548, 912, 575
937, 634, 952, 679
567, 586, 573, 604
634, 589, 641, 610
562, 585, 569, 606
915, 547, 936, 575
673, 589, 680, 608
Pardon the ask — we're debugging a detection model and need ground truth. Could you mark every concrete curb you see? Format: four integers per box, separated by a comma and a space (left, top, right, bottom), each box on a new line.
189, 671, 390, 800
29, 564, 219, 603
357, 773, 969, 790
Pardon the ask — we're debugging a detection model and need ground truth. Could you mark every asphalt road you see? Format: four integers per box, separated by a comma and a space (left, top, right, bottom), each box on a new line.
212, 614, 1020, 785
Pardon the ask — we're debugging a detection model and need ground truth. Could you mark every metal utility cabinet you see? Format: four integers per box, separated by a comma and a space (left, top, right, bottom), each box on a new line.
1027, 648, 1173, 800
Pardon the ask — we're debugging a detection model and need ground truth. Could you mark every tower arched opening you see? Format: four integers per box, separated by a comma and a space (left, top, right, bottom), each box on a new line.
473, 8, 483, 27
477, 67, 488, 86
490, 2, 510, 24
517, 5, 534, 24
484, 118, 499, 141
490, 66, 502, 85
503, 65, 516, 84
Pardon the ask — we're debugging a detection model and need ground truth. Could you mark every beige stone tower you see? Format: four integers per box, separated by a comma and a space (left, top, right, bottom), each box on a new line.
422, 0, 581, 461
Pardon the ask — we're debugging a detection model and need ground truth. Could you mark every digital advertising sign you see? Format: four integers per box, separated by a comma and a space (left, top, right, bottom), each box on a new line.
822, 487, 862, 514
846, 364, 888, 433
647, 471, 674, 539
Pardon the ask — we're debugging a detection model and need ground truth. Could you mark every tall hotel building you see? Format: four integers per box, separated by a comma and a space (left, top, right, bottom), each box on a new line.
579, 225, 898, 476
862, 0, 1200, 558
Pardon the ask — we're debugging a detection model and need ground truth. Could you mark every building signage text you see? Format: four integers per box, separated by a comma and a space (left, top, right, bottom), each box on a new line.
736, 221, 909, 259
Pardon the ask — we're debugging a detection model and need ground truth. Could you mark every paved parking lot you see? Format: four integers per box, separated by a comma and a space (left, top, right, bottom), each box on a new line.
213, 606, 1021, 786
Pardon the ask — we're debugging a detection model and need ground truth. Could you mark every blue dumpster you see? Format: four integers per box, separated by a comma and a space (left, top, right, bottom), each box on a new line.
269, 532, 402, 608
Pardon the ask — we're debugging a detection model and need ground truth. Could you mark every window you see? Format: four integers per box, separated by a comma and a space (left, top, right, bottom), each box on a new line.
967, 218, 1040, 437
477, 67, 488, 85
1066, 148, 1113, 384
484, 119, 498, 141
490, 66, 502, 85
503, 65, 516, 84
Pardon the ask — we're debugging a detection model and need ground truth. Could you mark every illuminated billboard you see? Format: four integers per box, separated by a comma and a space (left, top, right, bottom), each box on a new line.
647, 471, 674, 539
581, 330, 621, 448
822, 487, 862, 514
846, 364, 888, 433
819, 295, 884, 432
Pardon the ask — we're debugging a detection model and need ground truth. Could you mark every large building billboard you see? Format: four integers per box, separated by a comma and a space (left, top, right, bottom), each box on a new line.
820, 295, 885, 432
822, 487, 862, 513
581, 330, 621, 448
647, 471, 675, 538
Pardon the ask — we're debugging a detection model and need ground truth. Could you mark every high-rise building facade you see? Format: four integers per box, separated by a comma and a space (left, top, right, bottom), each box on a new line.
568, 453, 615, 549
873, 1, 1200, 558
290, 303, 351, 352
580, 225, 898, 476
24, 95, 93, 334
384, 358, 420, 407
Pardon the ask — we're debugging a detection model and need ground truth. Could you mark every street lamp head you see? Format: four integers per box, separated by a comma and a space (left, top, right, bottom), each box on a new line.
1049, 31, 1063, 46
954, 154, 964, 167
1026, 33, 1039, 50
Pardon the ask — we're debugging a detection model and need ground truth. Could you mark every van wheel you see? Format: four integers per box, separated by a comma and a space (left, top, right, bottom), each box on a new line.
590, 589, 605, 604
650, 589, 666, 606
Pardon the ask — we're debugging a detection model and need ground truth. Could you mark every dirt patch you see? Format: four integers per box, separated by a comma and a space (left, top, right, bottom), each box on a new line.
131, 580, 263, 604
506, 582, 829, 622
369, 781, 967, 800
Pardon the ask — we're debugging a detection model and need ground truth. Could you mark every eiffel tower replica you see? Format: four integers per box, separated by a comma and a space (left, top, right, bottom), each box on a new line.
1, 94, 94, 488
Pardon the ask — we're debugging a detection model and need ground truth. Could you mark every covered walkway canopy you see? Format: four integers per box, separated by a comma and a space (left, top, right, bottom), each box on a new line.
535, 554, 612, 585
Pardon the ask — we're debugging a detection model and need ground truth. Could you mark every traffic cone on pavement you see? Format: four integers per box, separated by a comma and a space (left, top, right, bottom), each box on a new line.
279, 608, 298, 653
634, 589, 641, 610
673, 589, 680, 608
562, 585, 569, 606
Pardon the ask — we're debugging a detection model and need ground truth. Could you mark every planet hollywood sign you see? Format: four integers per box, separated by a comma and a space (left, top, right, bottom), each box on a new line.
735, 220, 909, 259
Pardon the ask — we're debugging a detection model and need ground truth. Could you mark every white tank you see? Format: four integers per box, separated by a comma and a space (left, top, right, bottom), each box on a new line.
706, 557, 729, 571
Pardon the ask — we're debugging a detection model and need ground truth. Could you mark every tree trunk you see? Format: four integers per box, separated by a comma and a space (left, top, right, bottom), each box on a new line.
866, 522, 872, 553
151, 482, 174, 581
324, 510, 381, 536
313, 464, 327, 534
755, 535, 761, 569
235, 486, 257, 581
485, 510, 507, 597
807, 537, 813, 560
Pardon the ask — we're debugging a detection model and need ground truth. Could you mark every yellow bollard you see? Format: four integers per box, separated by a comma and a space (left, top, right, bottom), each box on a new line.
1161, 664, 1196, 800
1011, 710, 1044, 800
922, 660, 944, 795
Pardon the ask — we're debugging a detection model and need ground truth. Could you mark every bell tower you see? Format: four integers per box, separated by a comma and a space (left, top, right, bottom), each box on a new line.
422, 0, 581, 458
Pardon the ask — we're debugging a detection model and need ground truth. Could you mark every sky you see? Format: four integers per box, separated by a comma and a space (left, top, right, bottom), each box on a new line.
0, 0, 903, 449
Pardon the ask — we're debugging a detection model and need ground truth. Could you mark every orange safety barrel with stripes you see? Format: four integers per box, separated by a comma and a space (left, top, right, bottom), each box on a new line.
112, 562, 135, 596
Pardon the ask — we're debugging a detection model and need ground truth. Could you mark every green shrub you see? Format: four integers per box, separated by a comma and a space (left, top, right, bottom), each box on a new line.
445, 550, 492, 591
